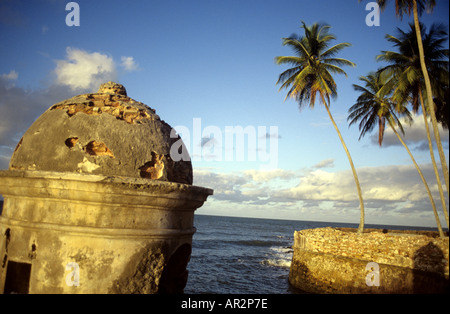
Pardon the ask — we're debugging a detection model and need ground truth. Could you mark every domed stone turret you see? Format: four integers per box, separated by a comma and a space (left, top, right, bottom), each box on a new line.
9, 81, 192, 184
0, 82, 212, 294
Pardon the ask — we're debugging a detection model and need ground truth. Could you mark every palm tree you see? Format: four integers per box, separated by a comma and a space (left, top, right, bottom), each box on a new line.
374, 0, 449, 202
275, 22, 365, 233
348, 71, 445, 237
378, 23, 448, 112
377, 23, 449, 228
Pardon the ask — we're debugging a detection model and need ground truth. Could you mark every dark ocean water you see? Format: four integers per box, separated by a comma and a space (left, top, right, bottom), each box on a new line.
184, 214, 439, 294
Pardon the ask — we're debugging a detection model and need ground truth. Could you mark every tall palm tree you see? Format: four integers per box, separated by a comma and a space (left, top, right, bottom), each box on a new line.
378, 23, 449, 113
374, 0, 449, 201
349, 71, 445, 237
275, 22, 365, 233
377, 23, 449, 228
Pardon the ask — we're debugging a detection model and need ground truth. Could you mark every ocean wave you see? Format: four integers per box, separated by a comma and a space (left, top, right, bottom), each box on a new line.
270, 246, 293, 254
260, 258, 291, 268
259, 245, 293, 268
224, 239, 281, 247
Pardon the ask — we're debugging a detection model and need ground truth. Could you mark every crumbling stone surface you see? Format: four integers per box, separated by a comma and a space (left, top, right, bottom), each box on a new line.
111, 245, 167, 294
293, 227, 449, 275
65, 137, 79, 148
50, 93, 152, 124
98, 81, 128, 96
139, 152, 164, 180
289, 227, 449, 293
9, 82, 193, 185
84, 141, 115, 158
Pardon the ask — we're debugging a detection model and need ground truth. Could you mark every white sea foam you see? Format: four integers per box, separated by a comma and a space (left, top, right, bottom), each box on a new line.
260, 246, 293, 268
261, 258, 291, 268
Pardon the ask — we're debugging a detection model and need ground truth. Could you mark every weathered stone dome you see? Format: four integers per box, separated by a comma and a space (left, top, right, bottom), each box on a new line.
9, 82, 193, 184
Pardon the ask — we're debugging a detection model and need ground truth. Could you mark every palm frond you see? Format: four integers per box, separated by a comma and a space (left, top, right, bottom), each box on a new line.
377, 20, 449, 118
324, 64, 349, 77
276, 21, 354, 109
274, 56, 304, 66
321, 43, 352, 58
276, 66, 301, 86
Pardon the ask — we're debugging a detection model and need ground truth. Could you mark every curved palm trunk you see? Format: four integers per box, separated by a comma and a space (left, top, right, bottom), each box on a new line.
413, 0, 450, 196
389, 121, 444, 237
323, 101, 365, 233
419, 90, 449, 228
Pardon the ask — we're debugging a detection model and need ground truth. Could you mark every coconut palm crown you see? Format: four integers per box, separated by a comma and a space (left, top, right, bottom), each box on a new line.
275, 22, 355, 107
377, 22, 449, 113
348, 71, 411, 146
349, 71, 444, 236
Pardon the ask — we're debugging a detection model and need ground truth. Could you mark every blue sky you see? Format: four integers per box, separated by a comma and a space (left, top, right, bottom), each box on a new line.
0, 0, 449, 227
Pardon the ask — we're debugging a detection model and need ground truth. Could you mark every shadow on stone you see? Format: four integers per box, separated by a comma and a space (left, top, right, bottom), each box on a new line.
413, 242, 449, 293
159, 243, 192, 294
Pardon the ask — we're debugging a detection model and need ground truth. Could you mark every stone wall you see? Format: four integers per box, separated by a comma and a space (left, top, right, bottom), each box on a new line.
0, 171, 212, 294
289, 227, 449, 294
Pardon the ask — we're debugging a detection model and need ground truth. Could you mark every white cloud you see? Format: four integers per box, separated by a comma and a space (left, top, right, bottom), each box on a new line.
54, 47, 117, 92
371, 114, 449, 150
312, 158, 335, 169
1, 70, 18, 81
244, 169, 295, 182
194, 162, 447, 227
0, 47, 140, 171
196, 163, 443, 205
120, 56, 139, 71
0, 70, 18, 90
280, 169, 356, 201
281, 164, 444, 203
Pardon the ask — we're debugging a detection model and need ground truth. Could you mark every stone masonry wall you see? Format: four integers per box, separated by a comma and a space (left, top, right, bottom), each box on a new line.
289, 227, 449, 293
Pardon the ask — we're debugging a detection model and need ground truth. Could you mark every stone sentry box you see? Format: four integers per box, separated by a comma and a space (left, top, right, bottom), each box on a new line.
0, 82, 213, 294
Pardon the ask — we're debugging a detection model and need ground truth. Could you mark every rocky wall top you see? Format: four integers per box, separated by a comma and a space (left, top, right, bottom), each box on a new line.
294, 227, 449, 277
8, 82, 193, 185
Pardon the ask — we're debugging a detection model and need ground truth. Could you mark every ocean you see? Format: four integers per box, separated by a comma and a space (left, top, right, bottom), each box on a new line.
184, 214, 439, 294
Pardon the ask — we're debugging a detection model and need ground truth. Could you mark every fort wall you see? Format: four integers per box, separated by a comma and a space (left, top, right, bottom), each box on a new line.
289, 227, 449, 293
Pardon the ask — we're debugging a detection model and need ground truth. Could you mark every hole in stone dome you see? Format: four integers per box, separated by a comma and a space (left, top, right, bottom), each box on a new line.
139, 152, 164, 179
84, 141, 115, 158
65, 137, 79, 149
13, 137, 23, 153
